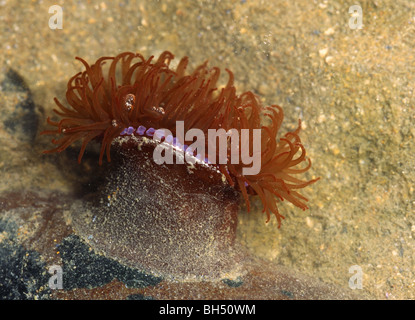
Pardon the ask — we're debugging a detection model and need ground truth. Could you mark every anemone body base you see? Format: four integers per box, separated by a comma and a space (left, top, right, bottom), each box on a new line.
72, 136, 244, 280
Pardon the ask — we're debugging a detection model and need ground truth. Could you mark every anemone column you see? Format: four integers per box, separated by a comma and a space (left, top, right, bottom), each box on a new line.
72, 135, 244, 280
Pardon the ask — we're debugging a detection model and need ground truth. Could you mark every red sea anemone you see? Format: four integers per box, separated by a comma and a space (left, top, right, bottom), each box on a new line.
41, 51, 318, 227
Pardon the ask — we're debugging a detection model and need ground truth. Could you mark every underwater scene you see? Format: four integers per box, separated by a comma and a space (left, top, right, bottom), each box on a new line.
0, 0, 414, 302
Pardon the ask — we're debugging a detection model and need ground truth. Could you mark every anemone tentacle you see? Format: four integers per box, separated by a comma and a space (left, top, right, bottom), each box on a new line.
41, 51, 319, 226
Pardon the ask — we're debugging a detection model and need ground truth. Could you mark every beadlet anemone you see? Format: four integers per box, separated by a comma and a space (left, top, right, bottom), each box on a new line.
41, 51, 318, 279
